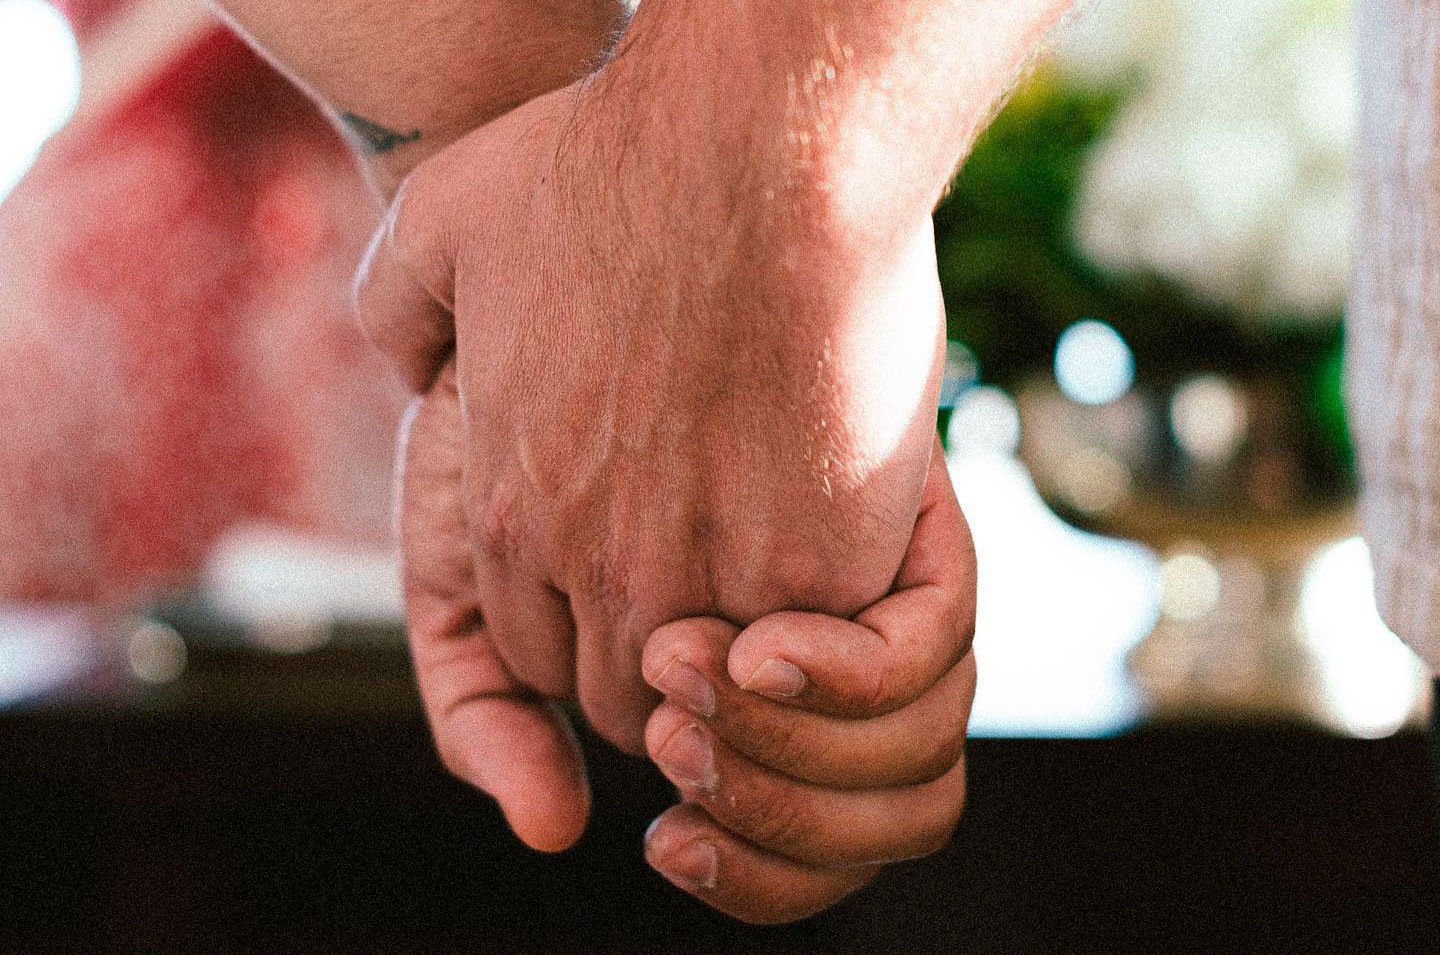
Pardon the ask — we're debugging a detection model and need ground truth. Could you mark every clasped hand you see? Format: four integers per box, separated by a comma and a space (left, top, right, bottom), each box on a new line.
357, 75, 979, 923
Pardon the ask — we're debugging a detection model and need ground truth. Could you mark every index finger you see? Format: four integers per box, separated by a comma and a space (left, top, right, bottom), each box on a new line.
725, 435, 976, 718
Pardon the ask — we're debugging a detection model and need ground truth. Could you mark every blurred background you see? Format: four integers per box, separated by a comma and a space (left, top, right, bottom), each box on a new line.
0, 0, 1424, 738
9, 1, 1440, 952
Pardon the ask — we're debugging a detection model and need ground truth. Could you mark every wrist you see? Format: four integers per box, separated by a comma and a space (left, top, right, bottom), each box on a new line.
590, 0, 1072, 238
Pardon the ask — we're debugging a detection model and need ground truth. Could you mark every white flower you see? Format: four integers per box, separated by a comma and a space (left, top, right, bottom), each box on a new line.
1054, 0, 1354, 320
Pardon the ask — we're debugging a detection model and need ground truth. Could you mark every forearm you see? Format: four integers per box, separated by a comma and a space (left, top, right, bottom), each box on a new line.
213, 0, 622, 195
542, 0, 1071, 502
594, 0, 1074, 250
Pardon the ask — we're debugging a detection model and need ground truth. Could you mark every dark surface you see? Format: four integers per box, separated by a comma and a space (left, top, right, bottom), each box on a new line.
3, 632, 1439, 954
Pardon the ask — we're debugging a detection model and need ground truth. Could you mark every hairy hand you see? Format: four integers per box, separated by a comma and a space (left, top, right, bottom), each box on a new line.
365, 75, 946, 852
397, 362, 590, 850
400, 367, 976, 918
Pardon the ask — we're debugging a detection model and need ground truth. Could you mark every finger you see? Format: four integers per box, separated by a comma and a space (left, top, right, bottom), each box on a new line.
470, 562, 578, 703
644, 617, 975, 788
568, 596, 663, 757
643, 804, 879, 925
353, 168, 458, 394
645, 702, 967, 868
400, 364, 589, 852
726, 435, 976, 717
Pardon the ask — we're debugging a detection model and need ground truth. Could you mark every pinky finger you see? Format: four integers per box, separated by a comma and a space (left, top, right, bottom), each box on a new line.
643, 804, 879, 925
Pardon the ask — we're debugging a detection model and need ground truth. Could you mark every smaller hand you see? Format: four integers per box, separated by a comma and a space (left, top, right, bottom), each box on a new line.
639, 440, 977, 923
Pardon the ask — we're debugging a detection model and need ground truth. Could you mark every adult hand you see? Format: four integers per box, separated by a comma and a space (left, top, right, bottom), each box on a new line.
358, 80, 946, 790
397, 359, 593, 851
640, 438, 977, 923
400, 367, 976, 916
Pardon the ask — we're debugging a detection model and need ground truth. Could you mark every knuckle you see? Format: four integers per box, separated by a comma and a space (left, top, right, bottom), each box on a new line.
727, 785, 809, 852
893, 770, 968, 862
731, 713, 806, 772
581, 547, 631, 612
473, 487, 526, 564
915, 701, 971, 783
912, 734, 967, 786
742, 897, 826, 927
737, 872, 873, 925
734, 908, 790, 928
911, 820, 956, 860
952, 610, 977, 664
858, 662, 900, 715
768, 553, 864, 615
938, 729, 971, 777
583, 699, 647, 758
909, 802, 964, 860
923, 777, 969, 857
433, 739, 467, 782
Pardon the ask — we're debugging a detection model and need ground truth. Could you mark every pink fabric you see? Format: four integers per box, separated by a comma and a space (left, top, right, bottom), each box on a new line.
0, 29, 402, 603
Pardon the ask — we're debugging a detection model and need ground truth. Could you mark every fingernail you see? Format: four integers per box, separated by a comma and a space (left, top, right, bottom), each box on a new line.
658, 723, 718, 793
651, 660, 716, 717
652, 837, 719, 891
741, 658, 807, 699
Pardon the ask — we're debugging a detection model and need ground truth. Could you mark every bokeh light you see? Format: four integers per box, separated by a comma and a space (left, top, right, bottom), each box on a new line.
1170, 374, 1249, 463
946, 385, 1022, 455
0, 606, 91, 705
1301, 537, 1427, 738
1159, 552, 1222, 622
0, 0, 82, 201
1054, 319, 1136, 406
952, 448, 1159, 736
938, 340, 980, 409
1056, 446, 1132, 514
127, 621, 188, 684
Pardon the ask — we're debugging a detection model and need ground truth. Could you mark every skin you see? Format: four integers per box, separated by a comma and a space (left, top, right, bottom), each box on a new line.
402, 373, 978, 921
361, 78, 949, 754
215, 0, 1072, 924
372, 72, 964, 915
210, 0, 624, 194
637, 439, 979, 922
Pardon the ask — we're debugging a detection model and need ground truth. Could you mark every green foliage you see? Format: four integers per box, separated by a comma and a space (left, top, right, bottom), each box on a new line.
934, 72, 1128, 387
933, 71, 1353, 483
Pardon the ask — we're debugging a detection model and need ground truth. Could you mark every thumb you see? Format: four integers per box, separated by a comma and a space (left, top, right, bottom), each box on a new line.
726, 434, 976, 717
399, 365, 589, 851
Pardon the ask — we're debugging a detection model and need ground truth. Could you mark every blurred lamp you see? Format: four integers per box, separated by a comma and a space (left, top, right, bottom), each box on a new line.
1159, 552, 1222, 623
